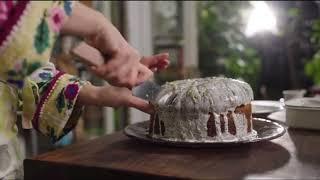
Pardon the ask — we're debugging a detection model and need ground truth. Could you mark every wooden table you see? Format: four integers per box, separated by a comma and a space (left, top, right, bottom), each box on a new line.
24, 128, 320, 179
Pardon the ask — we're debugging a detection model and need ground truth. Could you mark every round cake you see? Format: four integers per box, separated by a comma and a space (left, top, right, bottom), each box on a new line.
148, 77, 257, 142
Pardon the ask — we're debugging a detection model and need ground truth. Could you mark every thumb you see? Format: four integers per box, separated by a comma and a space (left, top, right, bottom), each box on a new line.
89, 65, 106, 77
135, 63, 154, 85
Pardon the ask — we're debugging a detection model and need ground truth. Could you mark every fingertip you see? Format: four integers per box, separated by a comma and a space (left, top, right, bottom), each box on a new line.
159, 52, 169, 56
90, 66, 97, 70
135, 81, 144, 87
160, 59, 170, 66
146, 106, 155, 114
160, 53, 169, 59
151, 67, 158, 72
157, 53, 169, 59
128, 96, 154, 114
89, 66, 103, 76
128, 79, 136, 89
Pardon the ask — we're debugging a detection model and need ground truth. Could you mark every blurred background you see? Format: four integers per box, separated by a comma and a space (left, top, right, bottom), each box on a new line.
21, 1, 320, 157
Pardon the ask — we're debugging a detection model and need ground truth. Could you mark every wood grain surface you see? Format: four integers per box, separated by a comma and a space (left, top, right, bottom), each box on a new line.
24, 128, 320, 179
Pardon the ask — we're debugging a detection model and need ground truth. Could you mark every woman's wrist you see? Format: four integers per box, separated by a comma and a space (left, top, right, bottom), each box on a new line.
77, 83, 100, 106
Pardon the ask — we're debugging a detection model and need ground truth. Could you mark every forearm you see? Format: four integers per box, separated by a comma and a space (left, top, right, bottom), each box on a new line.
61, 2, 104, 37
77, 83, 123, 107
77, 83, 100, 106
76, 83, 154, 114
61, 2, 127, 53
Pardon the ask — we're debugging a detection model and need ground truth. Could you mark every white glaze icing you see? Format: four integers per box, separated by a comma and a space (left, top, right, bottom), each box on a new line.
150, 77, 257, 142
155, 77, 253, 113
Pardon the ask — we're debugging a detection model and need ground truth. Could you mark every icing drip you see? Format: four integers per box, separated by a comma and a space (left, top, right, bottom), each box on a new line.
149, 113, 155, 134
220, 115, 226, 133
207, 113, 216, 137
160, 121, 165, 135
227, 111, 236, 135
154, 115, 160, 135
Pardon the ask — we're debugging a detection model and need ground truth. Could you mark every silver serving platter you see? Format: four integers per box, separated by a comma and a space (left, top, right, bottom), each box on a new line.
252, 100, 284, 115
124, 118, 286, 147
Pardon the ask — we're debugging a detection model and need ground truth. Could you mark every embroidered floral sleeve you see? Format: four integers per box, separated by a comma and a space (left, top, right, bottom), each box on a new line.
0, 1, 87, 178
0, 1, 75, 82
22, 63, 87, 142
0, 1, 87, 143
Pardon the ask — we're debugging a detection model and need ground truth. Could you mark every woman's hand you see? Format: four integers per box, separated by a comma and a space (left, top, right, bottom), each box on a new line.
86, 24, 169, 88
89, 48, 170, 88
61, 2, 169, 89
88, 41, 154, 88
78, 83, 154, 114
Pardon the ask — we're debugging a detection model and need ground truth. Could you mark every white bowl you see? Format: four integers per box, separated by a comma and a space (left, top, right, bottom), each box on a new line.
282, 89, 306, 101
285, 97, 320, 130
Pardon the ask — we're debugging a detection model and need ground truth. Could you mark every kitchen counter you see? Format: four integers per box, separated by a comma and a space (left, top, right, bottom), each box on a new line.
24, 125, 320, 179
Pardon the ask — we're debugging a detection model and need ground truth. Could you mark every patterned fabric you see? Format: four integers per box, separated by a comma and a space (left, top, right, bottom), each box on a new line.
0, 1, 86, 179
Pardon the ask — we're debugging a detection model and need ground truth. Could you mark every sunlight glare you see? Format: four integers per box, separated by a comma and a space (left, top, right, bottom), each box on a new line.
245, 1, 278, 37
